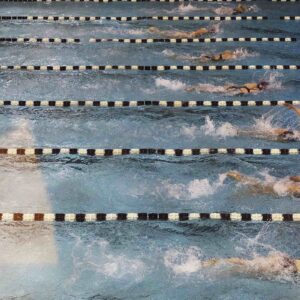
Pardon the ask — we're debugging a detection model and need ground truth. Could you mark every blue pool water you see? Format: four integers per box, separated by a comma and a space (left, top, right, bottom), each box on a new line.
0, 1, 300, 299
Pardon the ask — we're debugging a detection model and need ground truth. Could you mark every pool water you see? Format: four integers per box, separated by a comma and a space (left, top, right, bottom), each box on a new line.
0, 1, 300, 299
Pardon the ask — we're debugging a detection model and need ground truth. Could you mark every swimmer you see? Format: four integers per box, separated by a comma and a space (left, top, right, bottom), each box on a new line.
225, 81, 269, 95
203, 50, 236, 62
214, 4, 249, 16
185, 80, 269, 94
148, 26, 216, 39
226, 171, 300, 198
233, 4, 248, 15
238, 103, 300, 142
202, 252, 300, 277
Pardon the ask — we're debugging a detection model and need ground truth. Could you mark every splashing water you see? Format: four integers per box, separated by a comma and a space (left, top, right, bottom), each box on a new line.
265, 72, 283, 90
214, 6, 235, 16
259, 172, 298, 197
155, 78, 187, 91
67, 238, 146, 286
177, 3, 204, 13
162, 49, 200, 61
164, 247, 204, 275
200, 116, 238, 138
186, 83, 228, 93
159, 173, 227, 200
251, 115, 278, 135
231, 48, 258, 60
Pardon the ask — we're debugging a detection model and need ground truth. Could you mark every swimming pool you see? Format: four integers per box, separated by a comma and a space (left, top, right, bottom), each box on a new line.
0, 0, 300, 299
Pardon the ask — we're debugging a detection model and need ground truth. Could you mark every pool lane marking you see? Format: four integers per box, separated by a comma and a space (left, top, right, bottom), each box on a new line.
0, 212, 299, 222
0, 65, 299, 71
90, 37, 296, 43
0, 148, 298, 156
0, 37, 295, 44
0, 16, 268, 21
281, 16, 300, 20
0, 38, 80, 43
1, 100, 299, 107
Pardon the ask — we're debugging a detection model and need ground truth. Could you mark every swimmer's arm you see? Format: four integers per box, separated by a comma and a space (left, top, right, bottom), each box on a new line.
289, 176, 300, 182
227, 171, 257, 184
185, 85, 197, 92
202, 257, 246, 268
284, 103, 300, 117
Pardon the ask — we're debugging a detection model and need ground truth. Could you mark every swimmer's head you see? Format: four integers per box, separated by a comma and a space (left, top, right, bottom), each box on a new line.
295, 260, 300, 273
293, 192, 300, 198
234, 4, 247, 14
258, 81, 269, 90
212, 54, 221, 61
278, 130, 296, 142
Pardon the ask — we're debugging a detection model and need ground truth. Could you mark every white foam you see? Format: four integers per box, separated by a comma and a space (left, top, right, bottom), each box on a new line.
177, 3, 204, 13
160, 173, 226, 200
180, 125, 198, 139
164, 247, 203, 275
243, 114, 299, 141
155, 78, 187, 91
214, 6, 235, 16
69, 239, 146, 284
186, 83, 228, 93
231, 48, 258, 60
162, 49, 199, 61
201, 116, 238, 138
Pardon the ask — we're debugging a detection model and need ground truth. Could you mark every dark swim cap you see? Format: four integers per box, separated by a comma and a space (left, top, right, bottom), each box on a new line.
278, 130, 297, 142
258, 81, 269, 89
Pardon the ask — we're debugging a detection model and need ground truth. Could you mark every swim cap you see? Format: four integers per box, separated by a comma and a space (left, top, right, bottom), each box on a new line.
295, 260, 300, 273
258, 81, 269, 89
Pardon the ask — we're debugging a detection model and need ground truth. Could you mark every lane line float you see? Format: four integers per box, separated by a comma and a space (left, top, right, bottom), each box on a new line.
0, 100, 299, 107
0, 37, 80, 43
280, 16, 300, 20
0, 65, 299, 71
1, 37, 294, 44
0, 148, 298, 156
90, 37, 296, 43
0, 15, 268, 21
0, 212, 299, 222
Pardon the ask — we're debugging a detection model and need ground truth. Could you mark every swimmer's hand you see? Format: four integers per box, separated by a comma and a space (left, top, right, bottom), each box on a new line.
148, 27, 159, 34
284, 103, 300, 116
185, 86, 196, 92
226, 171, 243, 181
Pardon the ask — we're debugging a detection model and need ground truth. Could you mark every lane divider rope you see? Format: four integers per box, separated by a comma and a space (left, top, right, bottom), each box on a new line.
0, 37, 295, 44
0, 16, 268, 21
0, 65, 299, 71
280, 16, 300, 20
0, 212, 299, 222
0, 148, 298, 156
0, 37, 80, 43
1, 100, 299, 107
90, 37, 296, 43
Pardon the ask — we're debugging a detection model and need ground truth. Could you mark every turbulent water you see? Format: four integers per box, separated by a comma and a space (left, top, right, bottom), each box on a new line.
0, 1, 300, 299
